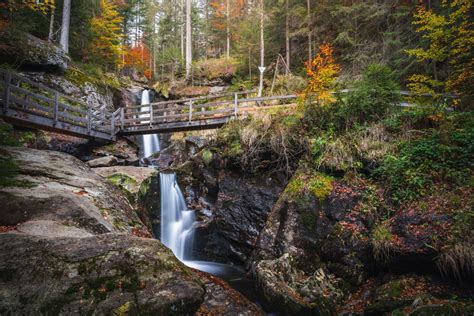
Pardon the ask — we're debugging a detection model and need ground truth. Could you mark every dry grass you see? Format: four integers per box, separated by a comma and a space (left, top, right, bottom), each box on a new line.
437, 240, 474, 281
372, 222, 393, 263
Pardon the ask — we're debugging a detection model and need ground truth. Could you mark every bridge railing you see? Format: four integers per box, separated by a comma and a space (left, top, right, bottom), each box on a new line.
0, 69, 117, 140
119, 91, 299, 133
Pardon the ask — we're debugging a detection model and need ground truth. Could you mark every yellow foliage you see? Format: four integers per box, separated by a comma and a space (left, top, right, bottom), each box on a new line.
406, 0, 474, 105
301, 43, 340, 105
89, 0, 124, 69
3, 0, 54, 14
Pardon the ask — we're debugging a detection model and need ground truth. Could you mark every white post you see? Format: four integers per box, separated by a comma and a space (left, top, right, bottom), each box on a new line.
234, 93, 238, 118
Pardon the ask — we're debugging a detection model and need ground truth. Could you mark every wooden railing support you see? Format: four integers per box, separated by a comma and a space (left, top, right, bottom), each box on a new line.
149, 104, 153, 128
120, 107, 124, 130
87, 107, 92, 135
188, 101, 193, 123
3, 71, 11, 114
53, 91, 59, 126
234, 93, 238, 118
110, 112, 115, 137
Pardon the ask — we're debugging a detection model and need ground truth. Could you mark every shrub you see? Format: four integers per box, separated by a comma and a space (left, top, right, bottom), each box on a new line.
376, 112, 474, 203
372, 222, 393, 262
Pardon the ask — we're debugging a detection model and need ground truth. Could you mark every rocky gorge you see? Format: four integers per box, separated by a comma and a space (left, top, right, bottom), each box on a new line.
0, 31, 473, 316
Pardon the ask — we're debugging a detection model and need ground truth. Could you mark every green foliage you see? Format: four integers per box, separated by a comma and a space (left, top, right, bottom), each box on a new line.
0, 123, 19, 147
201, 149, 213, 165
372, 222, 393, 262
376, 112, 474, 203
304, 64, 400, 133
285, 168, 333, 201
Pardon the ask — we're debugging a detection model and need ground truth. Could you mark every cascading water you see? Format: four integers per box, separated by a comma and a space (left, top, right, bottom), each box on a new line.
140, 89, 160, 157
159, 172, 271, 312
160, 172, 195, 260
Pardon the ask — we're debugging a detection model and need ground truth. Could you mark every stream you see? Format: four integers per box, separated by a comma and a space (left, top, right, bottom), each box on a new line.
139, 89, 274, 313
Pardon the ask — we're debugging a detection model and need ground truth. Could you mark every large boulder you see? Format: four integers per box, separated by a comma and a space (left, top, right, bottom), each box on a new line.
0, 233, 205, 315
250, 168, 378, 314
93, 166, 159, 231
0, 146, 266, 315
0, 31, 69, 72
0, 146, 149, 236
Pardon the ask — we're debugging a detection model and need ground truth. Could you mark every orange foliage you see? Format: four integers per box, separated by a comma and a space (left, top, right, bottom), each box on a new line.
302, 43, 340, 104
124, 42, 152, 79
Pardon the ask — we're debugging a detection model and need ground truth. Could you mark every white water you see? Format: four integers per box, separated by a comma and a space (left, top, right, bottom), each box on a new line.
159, 172, 245, 276
160, 173, 195, 260
159, 172, 269, 311
140, 90, 160, 157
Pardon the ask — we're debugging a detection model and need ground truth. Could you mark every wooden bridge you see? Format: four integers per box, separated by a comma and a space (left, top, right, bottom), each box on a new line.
0, 69, 300, 141
0, 69, 456, 142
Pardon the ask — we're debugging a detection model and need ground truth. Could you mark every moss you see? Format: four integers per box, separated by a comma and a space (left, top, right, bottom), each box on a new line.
0, 156, 35, 188
107, 173, 138, 203
286, 169, 333, 201
114, 302, 131, 315
201, 149, 213, 165
308, 173, 333, 201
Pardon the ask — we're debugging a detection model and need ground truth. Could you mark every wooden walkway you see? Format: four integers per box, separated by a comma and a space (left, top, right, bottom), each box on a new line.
1, 69, 454, 141
119, 93, 298, 135
0, 69, 119, 141
0, 69, 300, 140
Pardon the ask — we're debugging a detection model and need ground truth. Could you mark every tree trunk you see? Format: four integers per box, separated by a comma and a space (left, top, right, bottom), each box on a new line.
180, 0, 185, 60
306, 0, 312, 63
185, 0, 192, 79
205, 0, 209, 59
258, 0, 265, 97
285, 0, 290, 73
48, 7, 55, 43
59, 0, 71, 53
226, 0, 230, 59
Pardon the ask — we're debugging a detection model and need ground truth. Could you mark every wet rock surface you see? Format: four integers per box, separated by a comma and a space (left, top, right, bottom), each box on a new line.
0, 145, 265, 315
0, 233, 205, 315
173, 147, 286, 265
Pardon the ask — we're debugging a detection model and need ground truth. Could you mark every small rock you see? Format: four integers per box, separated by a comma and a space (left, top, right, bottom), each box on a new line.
87, 156, 118, 168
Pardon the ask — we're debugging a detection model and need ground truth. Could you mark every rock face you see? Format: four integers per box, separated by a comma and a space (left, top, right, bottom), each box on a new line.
250, 167, 474, 314
0, 145, 264, 315
173, 148, 286, 265
0, 233, 205, 315
0, 31, 69, 72
0, 146, 148, 236
93, 166, 159, 231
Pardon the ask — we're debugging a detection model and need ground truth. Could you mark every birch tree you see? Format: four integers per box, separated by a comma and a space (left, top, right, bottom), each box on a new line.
60, 0, 71, 53
185, 0, 192, 78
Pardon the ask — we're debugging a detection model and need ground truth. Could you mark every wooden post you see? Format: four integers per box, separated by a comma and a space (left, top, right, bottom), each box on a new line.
120, 107, 124, 130
87, 106, 91, 135
234, 92, 238, 118
188, 101, 193, 123
149, 104, 153, 128
53, 92, 59, 126
111, 112, 115, 137
3, 71, 11, 114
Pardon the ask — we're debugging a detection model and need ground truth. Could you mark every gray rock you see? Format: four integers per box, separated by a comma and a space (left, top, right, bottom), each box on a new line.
0, 31, 69, 72
0, 233, 205, 315
0, 147, 148, 236
15, 220, 93, 238
87, 156, 119, 168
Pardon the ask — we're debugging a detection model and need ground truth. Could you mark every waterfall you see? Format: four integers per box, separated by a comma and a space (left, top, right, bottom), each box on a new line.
140, 89, 160, 157
160, 172, 195, 261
